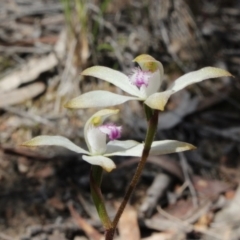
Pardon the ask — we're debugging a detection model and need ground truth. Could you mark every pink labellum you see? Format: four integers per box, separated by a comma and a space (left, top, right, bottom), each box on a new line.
129, 68, 152, 88
99, 124, 122, 140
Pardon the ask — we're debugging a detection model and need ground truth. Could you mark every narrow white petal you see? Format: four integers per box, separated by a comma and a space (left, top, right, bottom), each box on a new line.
170, 67, 233, 93
65, 91, 139, 109
106, 140, 196, 157
86, 127, 107, 155
84, 109, 119, 154
82, 155, 116, 172
106, 140, 140, 154
144, 90, 173, 111
149, 140, 196, 155
144, 71, 162, 97
106, 143, 143, 157
82, 66, 141, 97
22, 136, 89, 154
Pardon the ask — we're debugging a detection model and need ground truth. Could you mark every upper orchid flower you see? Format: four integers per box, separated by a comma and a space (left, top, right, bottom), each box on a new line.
64, 54, 232, 111
22, 109, 195, 172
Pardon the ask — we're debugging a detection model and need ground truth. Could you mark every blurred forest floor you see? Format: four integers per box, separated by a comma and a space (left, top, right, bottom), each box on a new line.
0, 0, 240, 239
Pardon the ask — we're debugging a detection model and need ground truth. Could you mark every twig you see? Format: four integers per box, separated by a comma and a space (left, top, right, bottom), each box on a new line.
157, 206, 222, 239
179, 152, 198, 207
140, 173, 172, 217
68, 201, 103, 240
1, 106, 54, 127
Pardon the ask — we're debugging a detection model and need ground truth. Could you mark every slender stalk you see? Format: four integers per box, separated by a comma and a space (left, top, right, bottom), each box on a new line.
105, 228, 115, 240
105, 108, 159, 239
90, 165, 112, 230
144, 103, 154, 121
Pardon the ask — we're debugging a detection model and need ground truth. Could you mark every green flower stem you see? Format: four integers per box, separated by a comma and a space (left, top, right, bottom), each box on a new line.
105, 107, 159, 239
144, 103, 154, 121
90, 165, 112, 230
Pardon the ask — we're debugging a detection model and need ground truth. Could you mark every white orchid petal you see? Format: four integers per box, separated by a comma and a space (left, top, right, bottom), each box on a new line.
170, 67, 233, 93
139, 85, 148, 99
145, 70, 162, 97
106, 144, 143, 157
144, 90, 173, 111
106, 140, 195, 157
65, 91, 139, 109
105, 140, 140, 154
86, 127, 107, 155
84, 109, 119, 154
149, 140, 196, 155
82, 66, 141, 96
82, 155, 116, 172
22, 136, 89, 154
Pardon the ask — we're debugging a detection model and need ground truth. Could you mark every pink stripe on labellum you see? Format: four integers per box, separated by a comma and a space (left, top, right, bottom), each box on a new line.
129, 68, 152, 88
99, 124, 122, 140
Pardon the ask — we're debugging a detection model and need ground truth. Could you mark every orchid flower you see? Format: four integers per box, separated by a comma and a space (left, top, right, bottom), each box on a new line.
22, 109, 195, 172
64, 54, 232, 111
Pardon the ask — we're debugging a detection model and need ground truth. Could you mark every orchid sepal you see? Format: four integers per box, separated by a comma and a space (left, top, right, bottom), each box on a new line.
144, 90, 174, 111
105, 140, 196, 157
64, 90, 139, 109
170, 67, 233, 93
82, 66, 141, 96
22, 135, 89, 155
82, 155, 116, 172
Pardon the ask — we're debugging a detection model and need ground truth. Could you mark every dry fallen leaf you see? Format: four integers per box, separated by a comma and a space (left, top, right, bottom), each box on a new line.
0, 30, 66, 93
68, 202, 103, 240
0, 82, 46, 107
117, 203, 140, 240
192, 175, 232, 198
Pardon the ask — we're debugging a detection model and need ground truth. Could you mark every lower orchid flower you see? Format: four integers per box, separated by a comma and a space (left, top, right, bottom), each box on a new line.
64, 54, 232, 111
22, 109, 195, 172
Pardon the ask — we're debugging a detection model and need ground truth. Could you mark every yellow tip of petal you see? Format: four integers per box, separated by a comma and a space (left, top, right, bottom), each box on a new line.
189, 144, 197, 150
133, 54, 160, 72
21, 139, 38, 147
104, 165, 116, 172
133, 54, 157, 63
144, 90, 173, 111
64, 101, 77, 109
63, 101, 72, 109
206, 67, 233, 78
81, 68, 92, 76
